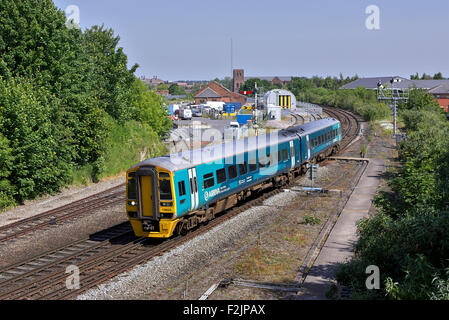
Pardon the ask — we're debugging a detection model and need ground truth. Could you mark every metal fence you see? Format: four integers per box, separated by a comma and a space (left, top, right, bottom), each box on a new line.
295, 101, 322, 115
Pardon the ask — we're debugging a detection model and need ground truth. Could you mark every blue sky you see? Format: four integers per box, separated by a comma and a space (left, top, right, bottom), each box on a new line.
53, 0, 449, 81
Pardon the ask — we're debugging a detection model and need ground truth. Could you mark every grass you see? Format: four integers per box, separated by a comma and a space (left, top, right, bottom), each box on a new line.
302, 215, 321, 225
233, 247, 297, 281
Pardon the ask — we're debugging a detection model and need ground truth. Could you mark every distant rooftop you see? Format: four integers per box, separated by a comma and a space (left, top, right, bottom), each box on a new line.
340, 76, 449, 90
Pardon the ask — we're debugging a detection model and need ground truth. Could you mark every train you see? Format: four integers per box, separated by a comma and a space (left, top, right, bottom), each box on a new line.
126, 117, 342, 238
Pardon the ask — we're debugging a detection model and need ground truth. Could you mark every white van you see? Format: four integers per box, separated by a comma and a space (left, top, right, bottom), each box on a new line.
204, 101, 225, 112
179, 109, 192, 120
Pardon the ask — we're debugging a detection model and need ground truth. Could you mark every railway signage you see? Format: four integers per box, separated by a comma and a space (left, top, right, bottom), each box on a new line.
240, 91, 253, 95
307, 163, 319, 186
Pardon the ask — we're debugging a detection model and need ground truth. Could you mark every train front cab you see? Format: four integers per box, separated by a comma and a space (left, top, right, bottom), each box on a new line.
126, 166, 179, 238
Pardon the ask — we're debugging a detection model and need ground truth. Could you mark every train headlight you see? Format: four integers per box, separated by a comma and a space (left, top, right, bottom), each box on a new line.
128, 201, 137, 206
160, 202, 173, 207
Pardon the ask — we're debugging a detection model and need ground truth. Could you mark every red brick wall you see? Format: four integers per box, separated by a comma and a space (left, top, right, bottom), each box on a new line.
436, 98, 449, 112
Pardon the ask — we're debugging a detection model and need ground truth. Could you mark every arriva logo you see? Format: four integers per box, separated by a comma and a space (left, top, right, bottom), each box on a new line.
204, 188, 221, 202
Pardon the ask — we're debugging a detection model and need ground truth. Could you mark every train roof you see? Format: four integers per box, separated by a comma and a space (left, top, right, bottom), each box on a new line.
131, 118, 340, 172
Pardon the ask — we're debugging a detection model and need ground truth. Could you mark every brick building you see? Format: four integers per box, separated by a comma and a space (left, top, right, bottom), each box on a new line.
233, 69, 245, 93
428, 83, 449, 112
194, 81, 247, 105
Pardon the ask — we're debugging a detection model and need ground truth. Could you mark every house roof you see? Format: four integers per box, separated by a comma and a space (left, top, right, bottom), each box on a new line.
194, 81, 246, 99
428, 83, 449, 94
195, 87, 221, 98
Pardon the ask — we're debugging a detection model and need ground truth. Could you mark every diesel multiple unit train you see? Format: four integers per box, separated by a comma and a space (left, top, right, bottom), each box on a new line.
126, 118, 342, 238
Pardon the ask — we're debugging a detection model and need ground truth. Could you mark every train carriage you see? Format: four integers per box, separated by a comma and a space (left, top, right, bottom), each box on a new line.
126, 118, 342, 238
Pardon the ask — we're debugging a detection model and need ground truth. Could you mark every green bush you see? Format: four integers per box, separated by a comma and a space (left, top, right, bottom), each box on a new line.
0, 0, 172, 208
335, 106, 449, 300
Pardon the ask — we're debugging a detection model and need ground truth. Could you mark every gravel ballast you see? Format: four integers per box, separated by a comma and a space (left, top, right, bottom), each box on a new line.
77, 191, 299, 300
0, 176, 125, 228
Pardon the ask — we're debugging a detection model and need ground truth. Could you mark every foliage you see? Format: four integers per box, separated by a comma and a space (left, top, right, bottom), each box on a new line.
335, 101, 449, 299
405, 88, 441, 112
410, 72, 446, 80
240, 78, 284, 96
168, 83, 186, 95
131, 79, 172, 138
0, 77, 72, 201
213, 77, 232, 91
0, 0, 171, 209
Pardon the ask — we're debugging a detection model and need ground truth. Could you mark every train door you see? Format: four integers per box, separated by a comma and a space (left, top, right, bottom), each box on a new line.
306, 135, 311, 160
289, 140, 295, 169
188, 167, 199, 210
136, 167, 159, 219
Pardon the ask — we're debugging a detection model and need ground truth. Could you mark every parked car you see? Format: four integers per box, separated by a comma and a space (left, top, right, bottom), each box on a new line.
192, 108, 202, 117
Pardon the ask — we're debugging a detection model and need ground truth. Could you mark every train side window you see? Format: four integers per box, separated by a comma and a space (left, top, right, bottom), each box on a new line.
203, 173, 215, 189
216, 168, 227, 184
282, 149, 289, 161
228, 165, 238, 179
178, 181, 186, 197
239, 161, 248, 175
318, 136, 322, 144
249, 159, 258, 172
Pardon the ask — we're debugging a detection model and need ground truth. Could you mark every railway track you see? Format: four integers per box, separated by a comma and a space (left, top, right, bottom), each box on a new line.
0, 108, 362, 300
321, 106, 362, 150
0, 187, 288, 300
0, 184, 125, 244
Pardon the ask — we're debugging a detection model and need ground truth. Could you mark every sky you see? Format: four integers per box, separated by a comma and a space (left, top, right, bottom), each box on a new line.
52, 0, 449, 81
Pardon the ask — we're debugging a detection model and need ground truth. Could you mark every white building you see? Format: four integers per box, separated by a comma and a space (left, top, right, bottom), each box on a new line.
264, 89, 296, 110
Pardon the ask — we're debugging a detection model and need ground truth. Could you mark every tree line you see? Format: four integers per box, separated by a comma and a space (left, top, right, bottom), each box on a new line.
0, 0, 172, 209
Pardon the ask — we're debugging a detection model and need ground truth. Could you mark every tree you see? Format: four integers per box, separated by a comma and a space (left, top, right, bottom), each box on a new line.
131, 79, 172, 138
433, 72, 444, 80
83, 24, 138, 121
213, 77, 232, 91
168, 83, 186, 95
405, 89, 441, 111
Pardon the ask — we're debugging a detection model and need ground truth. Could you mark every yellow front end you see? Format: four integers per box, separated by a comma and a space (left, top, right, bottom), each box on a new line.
126, 166, 179, 238
129, 219, 179, 238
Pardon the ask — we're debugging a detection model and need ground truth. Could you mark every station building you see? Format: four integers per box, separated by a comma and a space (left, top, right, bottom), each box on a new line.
264, 89, 297, 110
